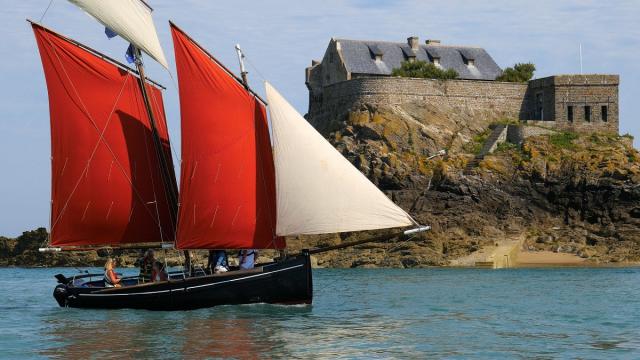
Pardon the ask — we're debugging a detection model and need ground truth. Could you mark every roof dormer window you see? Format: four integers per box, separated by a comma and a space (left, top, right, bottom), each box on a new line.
433, 57, 441, 67
457, 48, 477, 67
401, 45, 416, 62
368, 44, 384, 62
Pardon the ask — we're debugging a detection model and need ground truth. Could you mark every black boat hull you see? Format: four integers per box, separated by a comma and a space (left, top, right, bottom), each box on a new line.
53, 252, 313, 310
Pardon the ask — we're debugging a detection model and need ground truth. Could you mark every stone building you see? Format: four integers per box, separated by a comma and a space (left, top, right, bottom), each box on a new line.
306, 36, 619, 134
524, 75, 619, 133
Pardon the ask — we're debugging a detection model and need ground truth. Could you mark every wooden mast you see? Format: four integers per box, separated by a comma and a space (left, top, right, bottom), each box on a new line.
132, 47, 191, 272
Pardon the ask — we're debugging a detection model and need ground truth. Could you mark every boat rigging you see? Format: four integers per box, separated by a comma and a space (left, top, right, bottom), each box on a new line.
33, 0, 430, 310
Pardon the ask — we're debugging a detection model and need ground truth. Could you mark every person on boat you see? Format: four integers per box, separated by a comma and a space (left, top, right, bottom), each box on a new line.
207, 250, 229, 274
152, 260, 168, 282
238, 249, 257, 270
104, 258, 122, 288
137, 249, 155, 282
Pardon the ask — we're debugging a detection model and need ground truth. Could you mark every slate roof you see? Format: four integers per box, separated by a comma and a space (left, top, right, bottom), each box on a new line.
336, 39, 502, 80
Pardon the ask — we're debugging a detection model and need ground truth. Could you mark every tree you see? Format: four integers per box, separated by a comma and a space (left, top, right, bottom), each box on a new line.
391, 60, 458, 80
496, 63, 536, 82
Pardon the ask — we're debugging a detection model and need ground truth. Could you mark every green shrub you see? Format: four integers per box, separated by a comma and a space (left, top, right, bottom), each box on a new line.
472, 131, 490, 144
491, 118, 520, 126
391, 60, 458, 80
495, 142, 518, 153
463, 129, 491, 155
496, 63, 536, 82
549, 132, 578, 149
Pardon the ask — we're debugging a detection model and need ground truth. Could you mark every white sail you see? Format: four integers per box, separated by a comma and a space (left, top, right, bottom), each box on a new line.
68, 0, 168, 68
265, 82, 415, 236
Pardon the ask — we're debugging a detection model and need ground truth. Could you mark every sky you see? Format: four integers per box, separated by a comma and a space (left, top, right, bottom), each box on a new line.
0, 0, 639, 237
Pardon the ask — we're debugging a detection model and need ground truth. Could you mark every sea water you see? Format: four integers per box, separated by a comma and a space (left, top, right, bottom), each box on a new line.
0, 267, 638, 359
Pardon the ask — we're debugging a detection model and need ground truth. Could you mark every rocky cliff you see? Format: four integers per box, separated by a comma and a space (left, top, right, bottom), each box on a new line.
294, 99, 640, 267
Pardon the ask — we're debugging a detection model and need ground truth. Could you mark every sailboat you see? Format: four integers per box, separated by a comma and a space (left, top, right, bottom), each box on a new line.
34, 0, 429, 310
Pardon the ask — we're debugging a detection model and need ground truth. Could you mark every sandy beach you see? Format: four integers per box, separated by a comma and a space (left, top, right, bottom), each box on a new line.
515, 251, 586, 267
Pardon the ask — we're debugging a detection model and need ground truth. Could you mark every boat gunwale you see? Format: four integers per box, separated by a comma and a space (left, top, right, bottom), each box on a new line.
89, 266, 267, 293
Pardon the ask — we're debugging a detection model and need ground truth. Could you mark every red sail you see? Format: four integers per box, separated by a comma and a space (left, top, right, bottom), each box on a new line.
171, 24, 283, 249
32, 23, 177, 247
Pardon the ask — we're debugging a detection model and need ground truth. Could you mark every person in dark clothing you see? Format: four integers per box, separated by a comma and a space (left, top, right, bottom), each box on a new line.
138, 249, 155, 282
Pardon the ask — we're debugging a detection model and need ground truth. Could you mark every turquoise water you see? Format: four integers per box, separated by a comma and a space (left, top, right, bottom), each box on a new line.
1, 267, 639, 359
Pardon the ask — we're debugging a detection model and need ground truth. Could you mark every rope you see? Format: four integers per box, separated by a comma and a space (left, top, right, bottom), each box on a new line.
138, 92, 164, 244
148, 78, 181, 177
159, 69, 183, 245
50, 76, 130, 231
42, 33, 172, 242
244, 55, 268, 83
238, 50, 281, 250
39, 0, 55, 23
145, 86, 179, 239
387, 233, 417, 253
176, 248, 187, 278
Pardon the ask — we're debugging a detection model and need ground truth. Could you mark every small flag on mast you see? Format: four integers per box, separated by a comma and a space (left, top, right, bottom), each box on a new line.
125, 44, 136, 64
105, 29, 136, 65
104, 27, 118, 39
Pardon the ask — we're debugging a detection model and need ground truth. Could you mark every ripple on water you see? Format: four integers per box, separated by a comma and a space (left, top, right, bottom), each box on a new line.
0, 267, 638, 359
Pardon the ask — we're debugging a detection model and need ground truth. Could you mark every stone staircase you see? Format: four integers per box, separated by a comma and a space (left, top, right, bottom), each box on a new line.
448, 236, 524, 269
464, 124, 507, 174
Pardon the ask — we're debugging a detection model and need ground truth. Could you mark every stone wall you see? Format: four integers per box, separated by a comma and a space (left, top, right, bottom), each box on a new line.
507, 125, 559, 146
307, 74, 619, 135
521, 124, 558, 138
307, 77, 528, 127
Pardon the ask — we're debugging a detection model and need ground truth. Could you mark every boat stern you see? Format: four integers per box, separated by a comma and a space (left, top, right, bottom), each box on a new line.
53, 284, 68, 307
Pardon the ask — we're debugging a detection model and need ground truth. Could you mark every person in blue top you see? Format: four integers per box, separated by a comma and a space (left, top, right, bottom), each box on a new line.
207, 250, 229, 273
238, 249, 257, 270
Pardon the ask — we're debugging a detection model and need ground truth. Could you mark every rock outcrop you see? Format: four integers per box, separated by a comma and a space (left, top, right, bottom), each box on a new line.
296, 101, 640, 267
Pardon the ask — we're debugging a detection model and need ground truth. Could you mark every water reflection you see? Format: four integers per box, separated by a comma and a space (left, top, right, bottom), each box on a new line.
6, 267, 639, 358
39, 305, 312, 359
37, 303, 423, 359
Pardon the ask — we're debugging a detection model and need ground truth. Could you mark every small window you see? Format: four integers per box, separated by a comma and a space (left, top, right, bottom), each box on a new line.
584, 106, 591, 122
433, 58, 441, 66
329, 52, 334, 63
601, 105, 608, 122
567, 106, 573, 122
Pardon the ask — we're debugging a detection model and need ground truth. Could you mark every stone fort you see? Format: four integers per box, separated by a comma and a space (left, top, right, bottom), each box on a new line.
305, 36, 619, 134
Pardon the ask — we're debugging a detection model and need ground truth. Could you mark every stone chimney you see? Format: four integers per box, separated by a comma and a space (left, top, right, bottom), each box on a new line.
407, 36, 419, 51
426, 39, 441, 45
